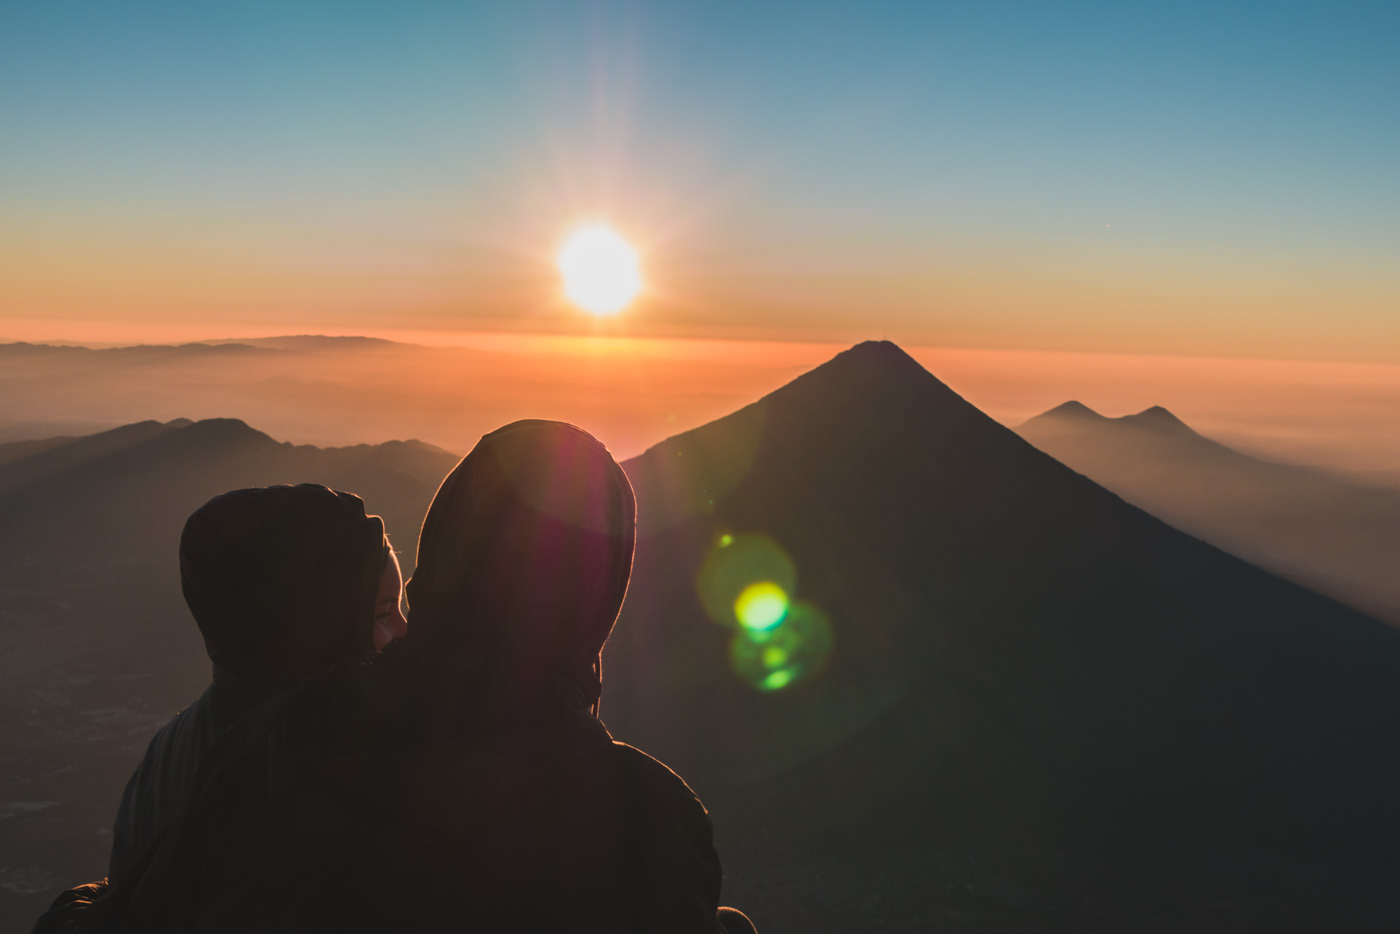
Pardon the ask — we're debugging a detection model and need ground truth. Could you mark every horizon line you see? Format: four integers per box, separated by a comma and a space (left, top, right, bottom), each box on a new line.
4, 322, 1399, 372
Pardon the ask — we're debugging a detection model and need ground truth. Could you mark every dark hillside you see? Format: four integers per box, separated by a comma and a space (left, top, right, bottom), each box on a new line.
0, 419, 190, 490
606, 341, 1400, 931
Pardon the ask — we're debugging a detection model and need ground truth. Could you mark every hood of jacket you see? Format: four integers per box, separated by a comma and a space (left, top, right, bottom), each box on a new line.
403, 420, 636, 719
180, 483, 387, 694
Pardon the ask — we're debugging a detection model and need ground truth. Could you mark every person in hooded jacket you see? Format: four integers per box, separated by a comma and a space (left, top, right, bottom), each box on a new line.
107, 483, 406, 884
84, 421, 752, 933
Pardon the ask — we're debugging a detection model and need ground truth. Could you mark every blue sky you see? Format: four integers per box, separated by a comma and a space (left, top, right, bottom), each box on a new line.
3, 0, 1397, 359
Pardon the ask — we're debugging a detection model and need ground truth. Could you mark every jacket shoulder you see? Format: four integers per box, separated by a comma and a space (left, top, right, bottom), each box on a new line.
605, 740, 710, 813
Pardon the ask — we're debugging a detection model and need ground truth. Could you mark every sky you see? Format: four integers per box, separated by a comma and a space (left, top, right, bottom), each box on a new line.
3, 0, 1398, 362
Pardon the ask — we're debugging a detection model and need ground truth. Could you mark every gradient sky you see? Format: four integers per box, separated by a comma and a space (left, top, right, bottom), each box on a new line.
3, 0, 1397, 361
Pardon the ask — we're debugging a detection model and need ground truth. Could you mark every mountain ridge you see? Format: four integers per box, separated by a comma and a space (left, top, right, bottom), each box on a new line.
1019, 400, 1400, 625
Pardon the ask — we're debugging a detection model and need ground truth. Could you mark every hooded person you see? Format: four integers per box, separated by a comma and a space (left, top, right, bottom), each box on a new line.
79, 421, 751, 934
106, 483, 403, 884
373, 419, 753, 931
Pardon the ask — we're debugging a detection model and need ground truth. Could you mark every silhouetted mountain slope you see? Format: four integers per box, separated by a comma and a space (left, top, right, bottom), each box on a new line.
1120, 403, 1198, 436
1024, 400, 1232, 454
0, 435, 76, 467
0, 419, 191, 492
0, 418, 458, 571
1037, 399, 1101, 422
0, 340, 268, 370
606, 341, 1400, 930
1020, 401, 1400, 626
212, 334, 397, 351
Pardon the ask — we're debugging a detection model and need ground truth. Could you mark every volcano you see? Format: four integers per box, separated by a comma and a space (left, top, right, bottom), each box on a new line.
604, 341, 1400, 931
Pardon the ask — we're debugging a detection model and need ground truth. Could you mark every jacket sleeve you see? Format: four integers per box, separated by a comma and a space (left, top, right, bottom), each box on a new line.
108, 711, 184, 884
612, 742, 726, 933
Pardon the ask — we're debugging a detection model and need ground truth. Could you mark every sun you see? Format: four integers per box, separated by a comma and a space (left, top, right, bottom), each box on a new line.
556, 224, 642, 315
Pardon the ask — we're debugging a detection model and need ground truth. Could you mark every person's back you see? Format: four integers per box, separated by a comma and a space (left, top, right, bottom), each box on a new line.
129, 679, 721, 932
107, 672, 254, 882
106, 484, 401, 883
380, 419, 740, 929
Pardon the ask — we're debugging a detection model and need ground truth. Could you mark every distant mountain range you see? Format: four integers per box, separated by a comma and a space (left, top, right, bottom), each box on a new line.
0, 337, 445, 446
0, 416, 458, 574
0, 335, 801, 460
1018, 400, 1400, 626
3, 344, 1399, 931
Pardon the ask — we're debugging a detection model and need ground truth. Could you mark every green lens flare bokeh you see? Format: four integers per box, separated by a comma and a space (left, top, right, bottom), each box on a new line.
734, 581, 789, 632
696, 533, 797, 630
697, 531, 834, 692
728, 600, 834, 692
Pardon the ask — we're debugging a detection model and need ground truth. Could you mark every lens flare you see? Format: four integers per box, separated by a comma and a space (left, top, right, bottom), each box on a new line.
696, 530, 835, 692
734, 581, 789, 632
728, 600, 834, 692
637, 408, 768, 532
763, 669, 796, 690
696, 533, 797, 630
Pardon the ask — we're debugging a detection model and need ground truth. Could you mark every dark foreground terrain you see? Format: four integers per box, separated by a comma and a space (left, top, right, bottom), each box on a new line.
4, 343, 1400, 931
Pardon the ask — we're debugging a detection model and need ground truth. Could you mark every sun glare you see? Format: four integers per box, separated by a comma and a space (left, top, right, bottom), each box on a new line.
557, 225, 642, 315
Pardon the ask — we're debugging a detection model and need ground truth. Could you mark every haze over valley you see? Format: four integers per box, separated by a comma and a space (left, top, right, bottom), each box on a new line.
4, 334, 1397, 486
1019, 401, 1400, 627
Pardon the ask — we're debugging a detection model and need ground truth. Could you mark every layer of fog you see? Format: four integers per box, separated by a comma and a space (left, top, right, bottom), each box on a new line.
1018, 403, 1400, 626
1, 335, 1396, 487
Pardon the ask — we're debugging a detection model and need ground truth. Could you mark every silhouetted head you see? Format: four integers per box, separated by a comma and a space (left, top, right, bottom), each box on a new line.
180, 484, 391, 693
405, 420, 636, 717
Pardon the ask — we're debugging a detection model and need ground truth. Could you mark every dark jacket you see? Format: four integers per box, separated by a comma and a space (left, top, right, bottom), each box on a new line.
105, 669, 723, 932
94, 422, 733, 932
106, 672, 256, 883
106, 484, 386, 883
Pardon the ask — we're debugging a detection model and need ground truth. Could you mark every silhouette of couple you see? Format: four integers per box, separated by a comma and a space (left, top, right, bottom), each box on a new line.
38, 420, 754, 933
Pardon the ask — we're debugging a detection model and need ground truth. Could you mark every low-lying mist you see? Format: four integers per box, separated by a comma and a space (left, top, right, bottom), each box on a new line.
2, 334, 1396, 486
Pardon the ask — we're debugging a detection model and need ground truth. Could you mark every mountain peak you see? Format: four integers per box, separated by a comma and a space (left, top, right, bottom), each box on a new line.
794, 340, 945, 390
1018, 400, 1105, 430
839, 339, 919, 362
174, 417, 278, 447
800, 340, 932, 383
1051, 400, 1103, 419
1121, 405, 1197, 436
758, 340, 988, 436
185, 416, 255, 432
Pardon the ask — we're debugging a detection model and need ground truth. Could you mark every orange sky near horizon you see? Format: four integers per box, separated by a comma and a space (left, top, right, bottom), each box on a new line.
3, 227, 1398, 364
2, 324, 1396, 487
